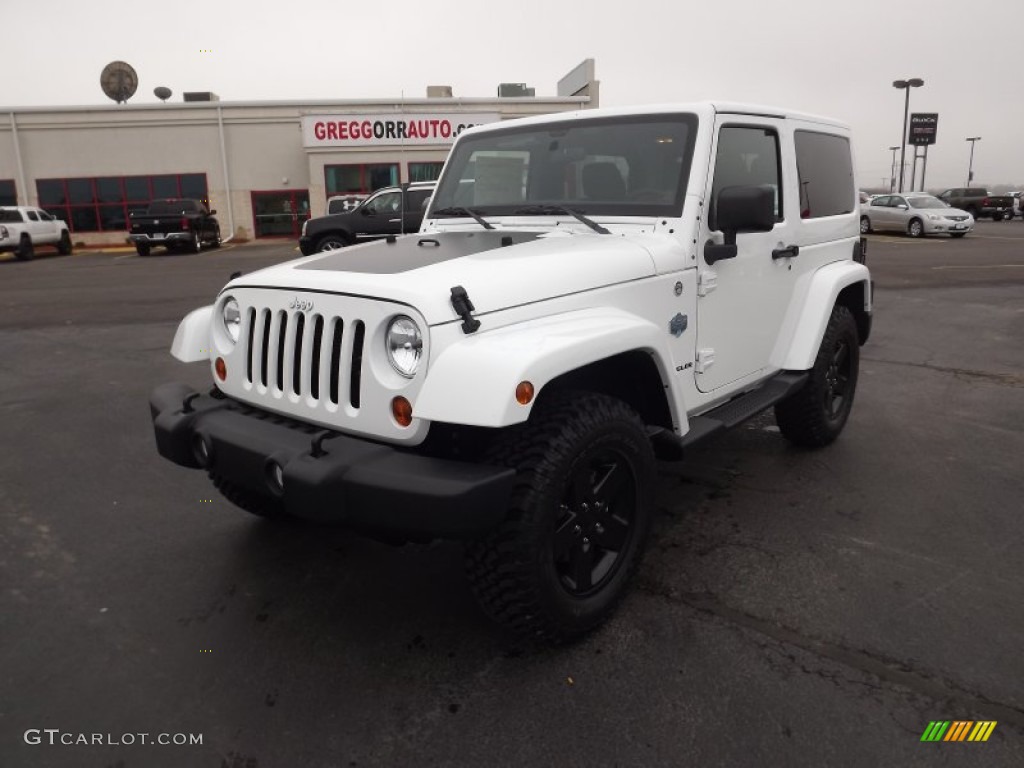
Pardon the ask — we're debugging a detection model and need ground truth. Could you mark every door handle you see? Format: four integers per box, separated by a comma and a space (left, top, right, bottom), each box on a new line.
388, 218, 401, 223
772, 245, 799, 259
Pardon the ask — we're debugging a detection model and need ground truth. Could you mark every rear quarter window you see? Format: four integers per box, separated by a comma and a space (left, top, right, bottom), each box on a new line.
0, 209, 25, 222
794, 130, 854, 219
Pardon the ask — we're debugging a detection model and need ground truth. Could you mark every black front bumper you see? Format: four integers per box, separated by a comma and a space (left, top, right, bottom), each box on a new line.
298, 236, 315, 256
150, 383, 515, 539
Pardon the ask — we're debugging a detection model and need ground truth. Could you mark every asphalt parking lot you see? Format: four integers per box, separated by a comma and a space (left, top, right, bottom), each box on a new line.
2, 221, 1022, 767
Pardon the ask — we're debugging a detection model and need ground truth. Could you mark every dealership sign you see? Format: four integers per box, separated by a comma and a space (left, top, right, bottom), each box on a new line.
909, 113, 938, 146
302, 113, 500, 148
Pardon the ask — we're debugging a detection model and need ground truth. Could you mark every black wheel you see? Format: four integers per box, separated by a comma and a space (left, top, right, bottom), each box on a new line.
993, 212, 1004, 222
189, 230, 202, 253
209, 471, 285, 519
315, 233, 350, 252
465, 391, 655, 643
135, 243, 151, 257
210, 226, 222, 248
775, 305, 860, 448
950, 232, 967, 238
967, 207, 979, 220
57, 231, 73, 256
16, 235, 34, 261
907, 218, 924, 238
859, 216, 872, 234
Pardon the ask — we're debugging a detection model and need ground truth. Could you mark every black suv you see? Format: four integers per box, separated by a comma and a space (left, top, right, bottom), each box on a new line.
299, 182, 435, 255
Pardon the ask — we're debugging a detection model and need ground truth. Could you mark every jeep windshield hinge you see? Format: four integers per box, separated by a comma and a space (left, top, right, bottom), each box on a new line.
450, 285, 481, 334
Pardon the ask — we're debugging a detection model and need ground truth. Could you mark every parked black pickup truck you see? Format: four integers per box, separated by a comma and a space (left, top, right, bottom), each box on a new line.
298, 182, 434, 255
129, 199, 221, 256
936, 188, 1014, 221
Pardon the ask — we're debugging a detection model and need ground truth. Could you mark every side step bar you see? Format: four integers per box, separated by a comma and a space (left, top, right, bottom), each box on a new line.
649, 372, 808, 460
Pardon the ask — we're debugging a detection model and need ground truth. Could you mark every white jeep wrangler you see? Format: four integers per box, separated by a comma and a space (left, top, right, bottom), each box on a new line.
151, 103, 871, 641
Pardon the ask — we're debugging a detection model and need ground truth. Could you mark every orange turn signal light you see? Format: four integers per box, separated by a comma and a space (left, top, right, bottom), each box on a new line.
515, 381, 535, 405
391, 396, 413, 427
215, 357, 227, 381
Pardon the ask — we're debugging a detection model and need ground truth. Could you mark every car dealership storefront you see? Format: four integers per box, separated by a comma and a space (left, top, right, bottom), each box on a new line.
0, 62, 598, 245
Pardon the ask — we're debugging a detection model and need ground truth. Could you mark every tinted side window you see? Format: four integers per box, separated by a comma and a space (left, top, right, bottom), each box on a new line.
711, 126, 783, 227
794, 130, 854, 219
407, 190, 433, 211
26, 210, 39, 221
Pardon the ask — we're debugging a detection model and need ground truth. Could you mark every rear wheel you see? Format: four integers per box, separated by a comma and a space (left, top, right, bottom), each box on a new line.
210, 226, 222, 248
775, 305, 860, 448
859, 216, 872, 234
16, 235, 34, 261
189, 230, 202, 253
907, 218, 924, 238
993, 212, 1004, 222
465, 391, 655, 643
135, 243, 151, 257
57, 231, 73, 256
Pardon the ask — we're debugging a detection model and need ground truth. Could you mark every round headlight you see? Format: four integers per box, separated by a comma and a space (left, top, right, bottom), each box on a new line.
221, 297, 241, 343
386, 315, 423, 378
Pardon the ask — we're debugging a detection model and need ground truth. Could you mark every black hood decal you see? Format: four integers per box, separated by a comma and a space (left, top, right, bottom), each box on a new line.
297, 231, 543, 275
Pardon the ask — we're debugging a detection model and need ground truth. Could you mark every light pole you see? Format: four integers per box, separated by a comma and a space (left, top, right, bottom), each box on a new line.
888, 146, 900, 193
893, 78, 924, 192
965, 137, 981, 188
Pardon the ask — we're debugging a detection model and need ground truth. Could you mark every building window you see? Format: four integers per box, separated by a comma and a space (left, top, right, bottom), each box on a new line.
409, 162, 444, 183
0, 180, 16, 206
35, 174, 209, 233
324, 164, 399, 196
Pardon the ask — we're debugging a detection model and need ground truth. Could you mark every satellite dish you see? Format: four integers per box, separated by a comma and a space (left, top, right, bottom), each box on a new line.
100, 61, 138, 104
154, 86, 172, 102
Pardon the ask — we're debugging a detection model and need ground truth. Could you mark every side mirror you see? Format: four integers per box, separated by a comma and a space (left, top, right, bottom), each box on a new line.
209, 209, 217, 215
705, 185, 776, 265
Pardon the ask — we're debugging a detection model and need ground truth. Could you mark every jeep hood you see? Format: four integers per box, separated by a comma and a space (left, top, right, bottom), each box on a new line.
230, 230, 657, 325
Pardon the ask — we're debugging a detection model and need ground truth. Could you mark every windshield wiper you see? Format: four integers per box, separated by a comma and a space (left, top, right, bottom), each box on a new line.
430, 206, 495, 230
513, 205, 610, 235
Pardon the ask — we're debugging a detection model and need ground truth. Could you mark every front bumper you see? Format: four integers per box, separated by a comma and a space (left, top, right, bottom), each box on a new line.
150, 383, 515, 540
923, 218, 973, 235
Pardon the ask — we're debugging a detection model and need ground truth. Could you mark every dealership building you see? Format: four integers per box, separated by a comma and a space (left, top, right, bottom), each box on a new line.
0, 61, 598, 246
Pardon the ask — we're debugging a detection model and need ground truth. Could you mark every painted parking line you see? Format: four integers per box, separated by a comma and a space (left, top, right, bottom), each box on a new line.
865, 235, 944, 244
931, 264, 1024, 270
112, 243, 240, 261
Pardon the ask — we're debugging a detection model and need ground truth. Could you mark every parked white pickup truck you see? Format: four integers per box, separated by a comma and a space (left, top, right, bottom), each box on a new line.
0, 206, 73, 260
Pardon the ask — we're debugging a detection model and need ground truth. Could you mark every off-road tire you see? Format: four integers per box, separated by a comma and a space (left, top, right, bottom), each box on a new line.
16, 235, 34, 261
775, 305, 859, 448
57, 231, 73, 256
209, 471, 285, 519
465, 391, 655, 643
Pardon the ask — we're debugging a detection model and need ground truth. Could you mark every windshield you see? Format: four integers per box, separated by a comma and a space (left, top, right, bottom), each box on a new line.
908, 196, 948, 209
429, 114, 698, 218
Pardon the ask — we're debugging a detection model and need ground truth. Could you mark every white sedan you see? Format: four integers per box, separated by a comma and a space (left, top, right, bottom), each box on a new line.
860, 194, 974, 238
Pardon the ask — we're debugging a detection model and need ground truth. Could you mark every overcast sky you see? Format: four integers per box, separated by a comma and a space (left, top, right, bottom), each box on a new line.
4, 0, 1020, 190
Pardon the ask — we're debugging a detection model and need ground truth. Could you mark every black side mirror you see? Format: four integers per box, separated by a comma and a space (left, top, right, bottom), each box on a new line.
209, 209, 217, 215
705, 185, 776, 265
362, 206, 374, 216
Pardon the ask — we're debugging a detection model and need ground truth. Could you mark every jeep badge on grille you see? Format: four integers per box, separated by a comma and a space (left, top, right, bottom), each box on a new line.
289, 297, 314, 312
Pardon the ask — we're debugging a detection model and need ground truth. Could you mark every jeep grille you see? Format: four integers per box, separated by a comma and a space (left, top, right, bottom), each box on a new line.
245, 308, 366, 409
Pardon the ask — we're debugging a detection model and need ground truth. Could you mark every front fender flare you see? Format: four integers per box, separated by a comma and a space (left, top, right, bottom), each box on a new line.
170, 305, 214, 362
773, 262, 871, 371
415, 308, 667, 428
